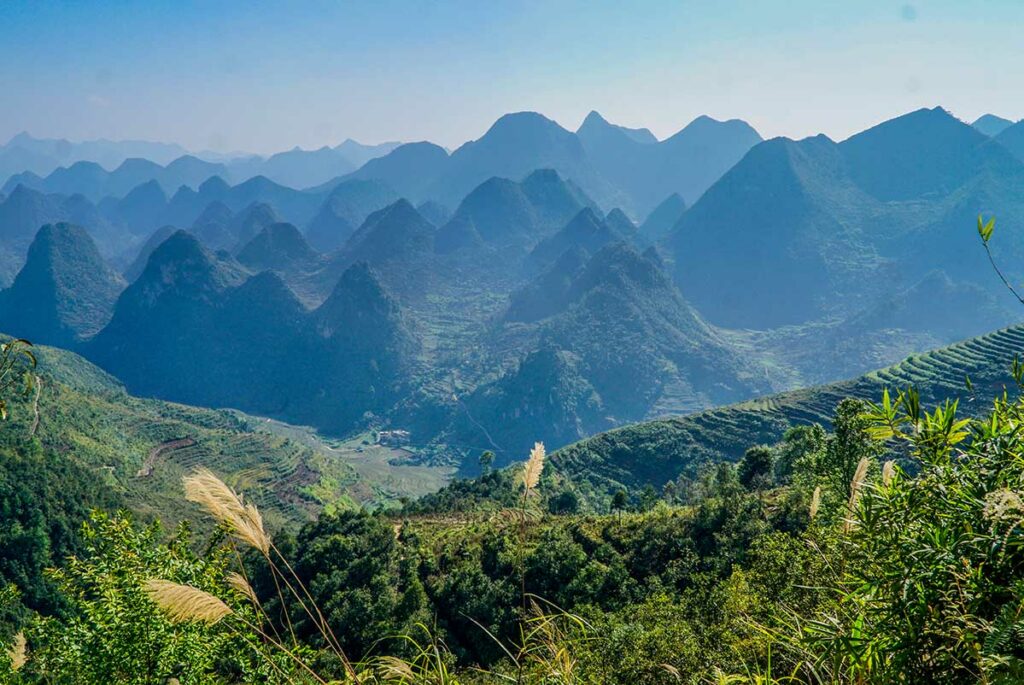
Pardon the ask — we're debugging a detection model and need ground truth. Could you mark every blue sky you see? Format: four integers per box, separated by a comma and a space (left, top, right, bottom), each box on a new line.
2, 1, 1023, 153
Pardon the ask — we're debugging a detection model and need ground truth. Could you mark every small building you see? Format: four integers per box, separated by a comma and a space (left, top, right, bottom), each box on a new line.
378, 429, 411, 446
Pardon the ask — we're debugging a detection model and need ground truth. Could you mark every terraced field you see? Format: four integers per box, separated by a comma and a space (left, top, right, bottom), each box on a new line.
8, 341, 453, 530
551, 323, 1024, 492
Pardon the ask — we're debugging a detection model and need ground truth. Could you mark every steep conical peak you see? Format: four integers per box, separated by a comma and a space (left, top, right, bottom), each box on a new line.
133, 229, 244, 297
198, 175, 230, 195
0, 222, 125, 344
577, 110, 658, 144
605, 208, 637, 235
315, 261, 403, 338
237, 222, 317, 271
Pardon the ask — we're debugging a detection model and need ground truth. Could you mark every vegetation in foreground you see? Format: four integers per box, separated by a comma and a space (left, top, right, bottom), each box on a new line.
5, 376, 1024, 683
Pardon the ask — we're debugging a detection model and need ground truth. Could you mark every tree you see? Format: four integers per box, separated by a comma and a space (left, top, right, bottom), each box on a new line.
611, 489, 629, 521
638, 484, 659, 511
821, 398, 882, 498
774, 424, 826, 484
737, 446, 774, 490
548, 489, 580, 514
0, 339, 35, 421
478, 450, 495, 475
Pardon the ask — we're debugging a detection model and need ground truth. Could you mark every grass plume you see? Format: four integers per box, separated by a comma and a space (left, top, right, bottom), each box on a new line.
184, 468, 270, 554
8, 631, 26, 671
843, 457, 871, 533
144, 579, 233, 625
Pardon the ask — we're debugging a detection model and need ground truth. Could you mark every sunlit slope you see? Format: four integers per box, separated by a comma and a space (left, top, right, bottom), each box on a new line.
551, 322, 1024, 492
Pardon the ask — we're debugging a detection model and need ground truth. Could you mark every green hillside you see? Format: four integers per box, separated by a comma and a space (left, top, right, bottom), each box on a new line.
550, 321, 1024, 494
5, 338, 452, 530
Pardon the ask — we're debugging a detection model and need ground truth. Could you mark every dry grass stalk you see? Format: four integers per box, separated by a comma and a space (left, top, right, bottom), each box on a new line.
523, 442, 546, 493
881, 460, 895, 487
809, 486, 821, 520
843, 458, 871, 533
227, 572, 259, 605
144, 579, 233, 625
8, 631, 26, 671
184, 468, 270, 554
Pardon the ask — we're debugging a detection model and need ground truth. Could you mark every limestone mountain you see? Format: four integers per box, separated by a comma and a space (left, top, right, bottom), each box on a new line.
304, 179, 399, 252
637, 193, 686, 245
123, 225, 176, 283
0, 223, 125, 346
577, 110, 762, 214
236, 222, 320, 273
527, 207, 628, 270
429, 112, 624, 210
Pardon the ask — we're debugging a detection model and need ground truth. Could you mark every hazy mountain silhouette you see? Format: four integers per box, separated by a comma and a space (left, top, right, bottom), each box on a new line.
973, 114, 1015, 137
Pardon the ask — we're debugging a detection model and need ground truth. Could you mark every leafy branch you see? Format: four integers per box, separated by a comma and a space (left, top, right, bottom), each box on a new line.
977, 215, 1024, 306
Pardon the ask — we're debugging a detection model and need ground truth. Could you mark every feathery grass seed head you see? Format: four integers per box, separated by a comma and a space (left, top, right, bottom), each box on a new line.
144, 579, 233, 625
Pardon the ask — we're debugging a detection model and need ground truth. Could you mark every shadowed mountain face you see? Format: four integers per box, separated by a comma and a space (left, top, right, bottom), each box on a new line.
83, 230, 416, 433
662, 107, 1024, 330
0, 223, 125, 346
449, 243, 769, 462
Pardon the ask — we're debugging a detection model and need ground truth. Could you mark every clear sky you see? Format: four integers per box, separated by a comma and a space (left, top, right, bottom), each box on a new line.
2, 0, 1023, 154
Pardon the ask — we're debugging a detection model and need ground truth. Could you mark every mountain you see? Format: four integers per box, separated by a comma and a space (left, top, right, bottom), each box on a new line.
550, 321, 1024, 494
335, 199, 435, 274
236, 222, 319, 273
662, 107, 1024, 330
429, 112, 624, 210
0, 223, 125, 346
227, 202, 280, 250
109, 179, 168, 234
973, 114, 1015, 137
434, 169, 595, 254
304, 179, 399, 252
637, 193, 686, 245
314, 262, 418, 398
0, 131, 187, 183
527, 207, 628, 270
340, 142, 450, 201
83, 228, 418, 436
231, 146, 355, 189
3, 154, 229, 201
84, 230, 260, 404
190, 201, 235, 250
839, 106, 993, 201
994, 119, 1024, 163
452, 243, 769, 462
577, 111, 762, 214
334, 139, 403, 168
123, 225, 176, 283
0, 185, 119, 284
604, 208, 637, 240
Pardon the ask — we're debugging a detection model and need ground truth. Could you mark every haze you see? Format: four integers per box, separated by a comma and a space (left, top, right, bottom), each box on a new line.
3, 0, 1024, 154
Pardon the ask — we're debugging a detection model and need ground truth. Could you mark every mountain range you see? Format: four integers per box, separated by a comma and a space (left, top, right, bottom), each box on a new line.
4, 106, 1024, 478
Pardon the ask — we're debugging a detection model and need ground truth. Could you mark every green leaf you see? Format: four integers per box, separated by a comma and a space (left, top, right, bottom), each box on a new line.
978, 214, 996, 243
